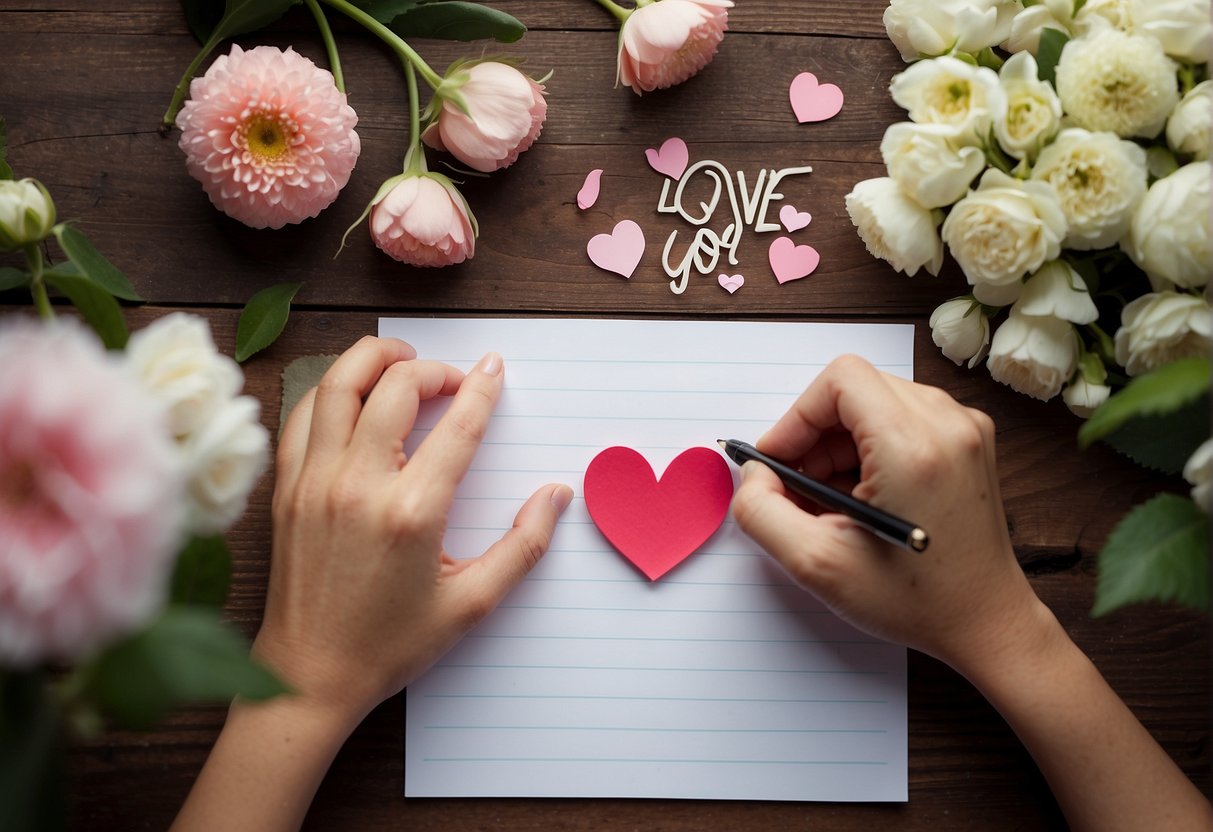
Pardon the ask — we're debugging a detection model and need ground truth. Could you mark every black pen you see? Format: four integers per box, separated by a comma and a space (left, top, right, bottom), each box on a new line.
717, 439, 929, 553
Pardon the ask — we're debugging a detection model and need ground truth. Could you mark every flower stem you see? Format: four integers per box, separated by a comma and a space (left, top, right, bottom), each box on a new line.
589, 0, 633, 23
25, 244, 53, 319
320, 0, 444, 89
305, 0, 345, 94
162, 34, 223, 129
404, 60, 425, 174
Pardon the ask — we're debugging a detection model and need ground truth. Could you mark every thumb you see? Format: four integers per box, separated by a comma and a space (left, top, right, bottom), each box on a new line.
457, 483, 573, 616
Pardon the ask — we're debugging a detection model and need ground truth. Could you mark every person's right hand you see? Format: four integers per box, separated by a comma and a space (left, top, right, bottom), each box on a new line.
731, 355, 1055, 676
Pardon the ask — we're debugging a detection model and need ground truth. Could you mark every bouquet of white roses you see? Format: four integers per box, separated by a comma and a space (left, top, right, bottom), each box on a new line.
847, 0, 1212, 617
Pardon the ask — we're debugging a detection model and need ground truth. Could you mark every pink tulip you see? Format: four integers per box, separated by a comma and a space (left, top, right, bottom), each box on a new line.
423, 62, 548, 172
617, 0, 733, 94
370, 172, 477, 267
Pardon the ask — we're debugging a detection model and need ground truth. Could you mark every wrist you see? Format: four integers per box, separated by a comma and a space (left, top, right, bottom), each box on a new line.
250, 629, 381, 730
949, 593, 1073, 696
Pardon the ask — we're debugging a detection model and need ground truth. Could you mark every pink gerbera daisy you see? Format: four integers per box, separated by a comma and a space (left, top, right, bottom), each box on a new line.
176, 44, 361, 230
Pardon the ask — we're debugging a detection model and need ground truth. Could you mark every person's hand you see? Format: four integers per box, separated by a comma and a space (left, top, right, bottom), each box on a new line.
731, 355, 1052, 676
255, 336, 573, 723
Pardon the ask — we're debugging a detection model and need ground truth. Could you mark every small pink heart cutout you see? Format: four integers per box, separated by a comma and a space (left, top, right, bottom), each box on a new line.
779, 204, 812, 233
578, 169, 603, 210
789, 72, 844, 123
768, 236, 820, 284
587, 220, 645, 279
644, 137, 690, 180
717, 273, 744, 294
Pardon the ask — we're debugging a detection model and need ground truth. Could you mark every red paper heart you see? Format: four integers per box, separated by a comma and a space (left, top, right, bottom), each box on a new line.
584, 446, 734, 581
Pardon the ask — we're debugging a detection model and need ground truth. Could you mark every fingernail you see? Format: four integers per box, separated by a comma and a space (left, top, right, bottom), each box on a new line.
550, 484, 574, 513
476, 351, 503, 376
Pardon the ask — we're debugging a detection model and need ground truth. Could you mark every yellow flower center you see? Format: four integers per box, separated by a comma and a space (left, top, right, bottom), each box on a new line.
244, 113, 291, 162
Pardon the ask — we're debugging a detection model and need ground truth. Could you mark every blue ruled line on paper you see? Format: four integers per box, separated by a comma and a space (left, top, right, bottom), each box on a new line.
424, 694, 890, 704
436, 664, 886, 676
424, 725, 888, 735
423, 757, 890, 766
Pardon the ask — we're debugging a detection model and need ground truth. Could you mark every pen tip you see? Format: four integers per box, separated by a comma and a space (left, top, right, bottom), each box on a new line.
716, 439, 727, 449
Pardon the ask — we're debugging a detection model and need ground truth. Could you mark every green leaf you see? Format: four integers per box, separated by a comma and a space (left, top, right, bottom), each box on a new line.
170, 536, 232, 608
1093, 493, 1210, 616
236, 282, 300, 363
179, 0, 226, 42
351, 0, 419, 23
0, 267, 29, 291
43, 267, 128, 349
1036, 28, 1070, 88
1072, 0, 1088, 15
0, 118, 12, 181
0, 672, 67, 832
211, 0, 300, 41
52, 224, 143, 301
84, 608, 289, 729
388, 1, 526, 43
1079, 357, 1211, 447
1101, 395, 1210, 475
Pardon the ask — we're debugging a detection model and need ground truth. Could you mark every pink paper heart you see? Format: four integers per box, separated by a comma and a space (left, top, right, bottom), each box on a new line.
768, 236, 820, 284
587, 220, 645, 279
779, 204, 812, 233
789, 72, 844, 123
717, 273, 744, 294
584, 446, 734, 581
577, 169, 603, 210
644, 137, 689, 180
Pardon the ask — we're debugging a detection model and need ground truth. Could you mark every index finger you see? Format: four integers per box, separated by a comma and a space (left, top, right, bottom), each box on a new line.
398, 351, 504, 515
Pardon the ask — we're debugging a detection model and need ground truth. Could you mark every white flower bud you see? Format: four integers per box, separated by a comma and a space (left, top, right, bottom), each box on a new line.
1166, 81, 1212, 162
930, 298, 991, 368
0, 178, 56, 251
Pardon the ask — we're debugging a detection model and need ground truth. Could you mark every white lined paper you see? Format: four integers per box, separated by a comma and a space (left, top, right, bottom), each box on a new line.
380, 318, 911, 802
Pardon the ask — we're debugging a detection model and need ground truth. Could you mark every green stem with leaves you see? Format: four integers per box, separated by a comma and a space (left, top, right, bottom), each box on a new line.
25, 244, 52, 319
320, 0, 444, 89
589, 0, 633, 22
163, 36, 222, 128
304, 0, 344, 93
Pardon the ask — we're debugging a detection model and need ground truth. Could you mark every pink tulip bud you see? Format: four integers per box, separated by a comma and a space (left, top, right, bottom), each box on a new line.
617, 0, 733, 94
369, 172, 477, 267
423, 62, 549, 172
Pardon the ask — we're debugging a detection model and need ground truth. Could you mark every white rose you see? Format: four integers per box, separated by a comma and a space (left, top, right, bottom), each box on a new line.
845, 177, 945, 277
1167, 81, 1213, 162
1030, 129, 1148, 251
1113, 291, 1213, 376
889, 57, 1006, 143
880, 122, 986, 208
1183, 438, 1213, 512
126, 312, 243, 440
1014, 260, 1099, 324
0, 178, 56, 252
994, 52, 1062, 160
1121, 162, 1212, 290
884, 0, 1023, 61
987, 312, 1081, 400
1003, 1, 1073, 55
929, 297, 991, 367
941, 169, 1067, 296
1056, 29, 1179, 139
1062, 375, 1112, 418
1129, 0, 1212, 64
181, 395, 270, 535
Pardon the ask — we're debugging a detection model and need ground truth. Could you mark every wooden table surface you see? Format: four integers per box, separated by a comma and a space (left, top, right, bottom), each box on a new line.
3, 1, 1209, 829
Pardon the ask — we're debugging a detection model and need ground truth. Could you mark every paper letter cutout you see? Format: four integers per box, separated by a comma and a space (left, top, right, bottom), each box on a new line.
587, 220, 646, 279
789, 72, 845, 123
768, 236, 820, 284
584, 446, 733, 581
717, 273, 744, 294
779, 204, 813, 232
645, 137, 690, 180
578, 169, 603, 210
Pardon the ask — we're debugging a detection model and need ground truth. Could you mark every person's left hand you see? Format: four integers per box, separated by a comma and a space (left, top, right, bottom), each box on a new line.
254, 336, 572, 724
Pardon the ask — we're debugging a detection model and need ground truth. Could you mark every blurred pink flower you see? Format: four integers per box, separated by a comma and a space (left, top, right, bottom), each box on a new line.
0, 319, 184, 667
617, 0, 733, 94
370, 172, 477, 267
422, 62, 548, 172
176, 44, 360, 230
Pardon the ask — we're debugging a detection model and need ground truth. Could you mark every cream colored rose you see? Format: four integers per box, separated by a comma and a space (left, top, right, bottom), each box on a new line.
929, 297, 991, 367
845, 177, 945, 277
125, 312, 243, 440
987, 312, 1080, 401
1121, 162, 1212, 290
1030, 129, 1148, 251
941, 169, 1067, 296
1114, 291, 1213, 376
884, 0, 1023, 61
1129, 0, 1212, 64
994, 52, 1061, 160
880, 122, 986, 208
1015, 260, 1099, 324
181, 395, 270, 535
889, 57, 1005, 144
1184, 438, 1213, 512
0, 178, 56, 252
1062, 375, 1111, 418
1003, 1, 1072, 55
1056, 29, 1179, 139
1167, 81, 1212, 162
